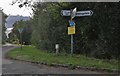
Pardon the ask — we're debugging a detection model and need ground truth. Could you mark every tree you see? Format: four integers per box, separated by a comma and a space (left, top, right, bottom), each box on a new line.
2, 12, 7, 44
10, 20, 32, 45
30, 2, 119, 59
13, 2, 119, 59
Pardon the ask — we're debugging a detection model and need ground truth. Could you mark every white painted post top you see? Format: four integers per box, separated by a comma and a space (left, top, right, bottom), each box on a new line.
55, 44, 59, 49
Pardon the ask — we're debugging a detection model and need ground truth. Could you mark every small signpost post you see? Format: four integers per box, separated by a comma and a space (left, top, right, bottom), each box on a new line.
55, 44, 59, 55
18, 28, 23, 50
61, 8, 93, 56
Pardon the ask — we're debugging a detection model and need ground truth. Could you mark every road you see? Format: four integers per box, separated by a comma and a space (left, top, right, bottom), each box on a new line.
2, 45, 104, 74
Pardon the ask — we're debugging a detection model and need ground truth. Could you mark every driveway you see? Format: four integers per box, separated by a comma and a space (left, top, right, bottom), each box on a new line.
2, 45, 106, 74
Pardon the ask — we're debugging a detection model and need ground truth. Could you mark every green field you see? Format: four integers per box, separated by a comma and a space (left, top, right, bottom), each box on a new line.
7, 46, 119, 71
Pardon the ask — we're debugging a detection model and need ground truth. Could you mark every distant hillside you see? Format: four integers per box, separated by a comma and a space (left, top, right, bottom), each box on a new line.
5, 15, 30, 28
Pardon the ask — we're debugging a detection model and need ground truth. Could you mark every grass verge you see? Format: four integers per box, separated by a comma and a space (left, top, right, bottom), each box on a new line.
7, 46, 119, 72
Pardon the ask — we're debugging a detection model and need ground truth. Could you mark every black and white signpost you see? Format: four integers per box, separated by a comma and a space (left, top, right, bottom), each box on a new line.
61, 8, 93, 56
18, 28, 23, 50
61, 10, 93, 17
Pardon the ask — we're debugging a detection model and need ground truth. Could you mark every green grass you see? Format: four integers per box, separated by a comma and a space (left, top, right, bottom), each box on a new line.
7, 46, 119, 70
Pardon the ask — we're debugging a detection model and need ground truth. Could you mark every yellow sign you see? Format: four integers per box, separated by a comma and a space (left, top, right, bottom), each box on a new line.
68, 26, 75, 35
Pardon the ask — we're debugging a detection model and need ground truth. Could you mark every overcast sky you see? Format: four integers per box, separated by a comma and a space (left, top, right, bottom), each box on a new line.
0, 0, 33, 16
0, 0, 119, 16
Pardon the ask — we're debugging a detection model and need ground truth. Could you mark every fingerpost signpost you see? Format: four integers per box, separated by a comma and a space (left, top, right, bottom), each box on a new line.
18, 28, 23, 50
61, 8, 93, 56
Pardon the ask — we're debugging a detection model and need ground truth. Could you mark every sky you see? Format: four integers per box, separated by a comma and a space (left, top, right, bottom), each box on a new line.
0, 0, 35, 38
0, 0, 119, 17
0, 0, 33, 16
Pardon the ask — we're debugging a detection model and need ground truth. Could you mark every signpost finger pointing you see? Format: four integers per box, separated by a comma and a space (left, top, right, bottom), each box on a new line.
61, 10, 93, 17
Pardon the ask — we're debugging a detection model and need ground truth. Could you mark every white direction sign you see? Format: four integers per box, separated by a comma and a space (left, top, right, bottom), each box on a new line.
61, 10, 93, 17
61, 10, 71, 16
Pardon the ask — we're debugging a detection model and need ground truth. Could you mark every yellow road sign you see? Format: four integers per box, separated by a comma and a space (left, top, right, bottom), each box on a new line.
68, 26, 75, 35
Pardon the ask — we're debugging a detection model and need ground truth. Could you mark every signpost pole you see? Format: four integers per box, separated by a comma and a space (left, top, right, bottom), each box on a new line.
18, 28, 23, 50
20, 32, 22, 50
71, 34, 73, 56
